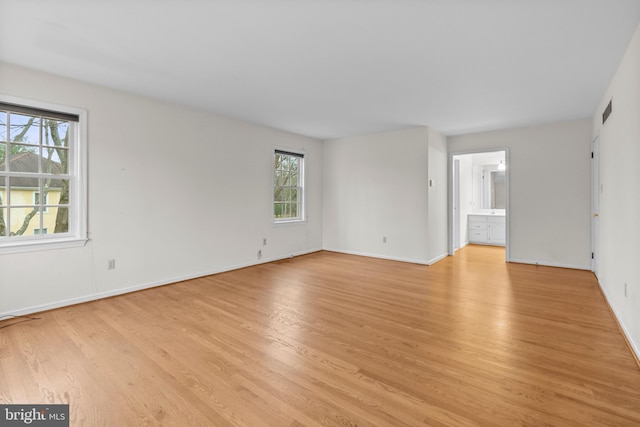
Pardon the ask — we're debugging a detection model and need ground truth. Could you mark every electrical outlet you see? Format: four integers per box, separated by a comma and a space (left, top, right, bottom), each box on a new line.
107, 259, 116, 270
263, 238, 267, 246
257, 249, 262, 260
383, 236, 387, 243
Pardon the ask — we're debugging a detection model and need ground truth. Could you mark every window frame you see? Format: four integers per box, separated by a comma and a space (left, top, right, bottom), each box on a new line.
273, 149, 305, 224
0, 94, 88, 254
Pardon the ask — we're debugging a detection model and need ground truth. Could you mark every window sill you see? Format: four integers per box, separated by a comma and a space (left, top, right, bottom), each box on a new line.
273, 219, 307, 227
0, 237, 89, 254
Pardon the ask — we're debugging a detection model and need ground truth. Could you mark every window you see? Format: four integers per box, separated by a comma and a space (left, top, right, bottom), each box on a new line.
273, 150, 304, 222
0, 95, 87, 253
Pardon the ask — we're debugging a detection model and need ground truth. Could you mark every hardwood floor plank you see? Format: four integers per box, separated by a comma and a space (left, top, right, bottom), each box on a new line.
1, 246, 639, 426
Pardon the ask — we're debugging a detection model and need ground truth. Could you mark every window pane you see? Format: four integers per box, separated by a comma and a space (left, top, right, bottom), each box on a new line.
0, 176, 8, 204
290, 173, 298, 186
43, 120, 69, 148
0, 113, 6, 141
289, 157, 298, 171
42, 147, 68, 174
43, 183, 65, 205
274, 202, 284, 218
48, 206, 68, 234
50, 178, 69, 205
275, 188, 283, 202
279, 155, 289, 171
290, 188, 298, 202
9, 207, 41, 236
13, 183, 42, 203
274, 170, 283, 186
9, 114, 39, 144
0, 206, 6, 236
274, 187, 284, 202
9, 144, 39, 173
291, 203, 298, 218
282, 172, 292, 186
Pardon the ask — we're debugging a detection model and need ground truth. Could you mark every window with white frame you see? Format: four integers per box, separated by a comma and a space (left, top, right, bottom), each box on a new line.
273, 150, 304, 222
0, 96, 87, 252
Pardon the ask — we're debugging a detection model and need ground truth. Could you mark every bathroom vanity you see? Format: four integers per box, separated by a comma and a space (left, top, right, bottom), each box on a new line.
468, 214, 506, 246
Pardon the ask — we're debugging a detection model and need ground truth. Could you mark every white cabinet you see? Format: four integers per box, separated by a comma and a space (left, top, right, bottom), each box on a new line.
468, 214, 505, 246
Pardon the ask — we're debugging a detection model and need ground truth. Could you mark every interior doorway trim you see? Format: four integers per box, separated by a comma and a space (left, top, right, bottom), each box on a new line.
448, 148, 510, 262
591, 134, 600, 277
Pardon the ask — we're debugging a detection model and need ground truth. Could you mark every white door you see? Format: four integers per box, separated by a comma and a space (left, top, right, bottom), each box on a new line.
592, 136, 600, 276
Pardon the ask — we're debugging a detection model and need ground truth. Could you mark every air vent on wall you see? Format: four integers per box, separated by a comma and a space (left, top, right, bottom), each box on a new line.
602, 99, 612, 124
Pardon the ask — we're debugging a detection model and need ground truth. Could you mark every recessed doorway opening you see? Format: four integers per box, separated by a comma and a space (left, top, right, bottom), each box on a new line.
449, 149, 509, 261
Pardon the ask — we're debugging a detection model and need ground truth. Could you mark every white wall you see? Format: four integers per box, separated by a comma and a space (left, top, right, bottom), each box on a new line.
448, 119, 592, 269
592, 23, 640, 359
427, 128, 448, 263
323, 127, 447, 264
472, 165, 484, 211
0, 62, 323, 316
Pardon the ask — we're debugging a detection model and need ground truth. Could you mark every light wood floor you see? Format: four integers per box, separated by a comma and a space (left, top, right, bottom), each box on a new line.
1, 246, 640, 426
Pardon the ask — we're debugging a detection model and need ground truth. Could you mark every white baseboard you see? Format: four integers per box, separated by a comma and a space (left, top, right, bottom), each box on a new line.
450, 242, 468, 256
427, 252, 449, 265
322, 248, 430, 265
508, 257, 591, 271
597, 280, 640, 364
0, 248, 323, 319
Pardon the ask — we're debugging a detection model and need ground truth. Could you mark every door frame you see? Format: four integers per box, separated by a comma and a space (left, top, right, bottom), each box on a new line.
448, 148, 510, 261
591, 134, 600, 277
453, 158, 461, 251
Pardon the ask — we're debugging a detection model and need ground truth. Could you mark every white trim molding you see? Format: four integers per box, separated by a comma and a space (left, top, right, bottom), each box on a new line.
598, 279, 640, 364
322, 248, 431, 265
508, 257, 592, 271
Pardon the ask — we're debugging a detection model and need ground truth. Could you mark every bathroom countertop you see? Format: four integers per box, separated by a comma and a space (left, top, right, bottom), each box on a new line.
468, 212, 506, 217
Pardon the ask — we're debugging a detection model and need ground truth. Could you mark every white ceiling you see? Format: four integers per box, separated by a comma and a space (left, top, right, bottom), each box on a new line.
1, 1, 639, 140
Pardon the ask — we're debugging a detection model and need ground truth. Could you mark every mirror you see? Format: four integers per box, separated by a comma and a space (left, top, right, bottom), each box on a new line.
466, 152, 506, 212
472, 162, 506, 211
491, 171, 506, 209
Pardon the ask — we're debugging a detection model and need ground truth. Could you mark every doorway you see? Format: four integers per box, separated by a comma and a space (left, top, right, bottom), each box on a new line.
449, 149, 509, 261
